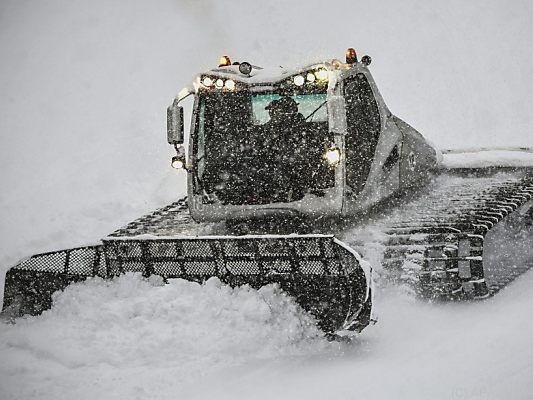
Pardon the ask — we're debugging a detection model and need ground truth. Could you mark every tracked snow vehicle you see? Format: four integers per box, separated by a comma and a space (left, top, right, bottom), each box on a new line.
3, 49, 533, 333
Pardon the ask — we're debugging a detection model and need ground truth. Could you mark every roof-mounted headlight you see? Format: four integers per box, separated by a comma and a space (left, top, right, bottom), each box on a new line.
201, 76, 238, 91
293, 75, 305, 86
201, 76, 213, 87
224, 79, 236, 90
315, 68, 328, 82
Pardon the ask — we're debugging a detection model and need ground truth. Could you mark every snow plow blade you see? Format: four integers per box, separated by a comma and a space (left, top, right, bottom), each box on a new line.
2, 245, 106, 317
2, 235, 372, 333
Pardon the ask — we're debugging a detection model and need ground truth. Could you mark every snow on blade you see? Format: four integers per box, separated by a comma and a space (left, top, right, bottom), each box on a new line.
0, 273, 343, 400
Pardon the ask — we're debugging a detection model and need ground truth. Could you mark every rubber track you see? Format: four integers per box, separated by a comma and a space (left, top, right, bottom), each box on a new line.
108, 198, 213, 237
349, 171, 533, 299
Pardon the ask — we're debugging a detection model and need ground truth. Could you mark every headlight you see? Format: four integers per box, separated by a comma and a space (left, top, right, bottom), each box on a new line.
315, 68, 328, 82
215, 79, 224, 89
324, 147, 341, 166
171, 155, 186, 170
224, 79, 236, 90
201, 76, 213, 87
293, 75, 305, 86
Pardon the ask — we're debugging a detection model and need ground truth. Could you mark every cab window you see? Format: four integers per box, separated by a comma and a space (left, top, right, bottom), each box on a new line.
343, 73, 381, 194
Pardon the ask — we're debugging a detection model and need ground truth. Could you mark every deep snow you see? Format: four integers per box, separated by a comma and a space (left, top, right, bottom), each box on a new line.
0, 274, 338, 400
2, 0, 533, 399
180, 272, 533, 400
2, 271, 532, 400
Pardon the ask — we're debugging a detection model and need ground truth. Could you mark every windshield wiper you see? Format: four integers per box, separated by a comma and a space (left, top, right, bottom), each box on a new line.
305, 100, 327, 122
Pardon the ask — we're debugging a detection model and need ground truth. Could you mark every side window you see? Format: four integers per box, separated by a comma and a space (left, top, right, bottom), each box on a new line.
343, 73, 381, 194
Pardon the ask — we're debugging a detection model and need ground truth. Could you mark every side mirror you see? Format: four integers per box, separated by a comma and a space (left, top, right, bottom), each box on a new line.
167, 99, 184, 144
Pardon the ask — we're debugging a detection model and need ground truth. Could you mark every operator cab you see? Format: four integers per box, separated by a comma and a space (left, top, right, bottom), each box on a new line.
167, 49, 438, 223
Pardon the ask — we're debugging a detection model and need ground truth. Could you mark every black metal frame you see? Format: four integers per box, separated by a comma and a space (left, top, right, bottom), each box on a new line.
2, 235, 370, 334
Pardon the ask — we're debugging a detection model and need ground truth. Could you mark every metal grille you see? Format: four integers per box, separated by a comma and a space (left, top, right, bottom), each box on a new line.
14, 246, 104, 276
101, 235, 368, 333
103, 235, 348, 279
2, 235, 370, 333
2, 245, 104, 317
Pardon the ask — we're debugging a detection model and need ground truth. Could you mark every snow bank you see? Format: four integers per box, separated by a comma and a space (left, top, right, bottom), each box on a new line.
0, 273, 340, 400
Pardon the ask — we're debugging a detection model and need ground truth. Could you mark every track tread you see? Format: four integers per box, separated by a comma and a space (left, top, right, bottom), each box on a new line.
348, 171, 533, 299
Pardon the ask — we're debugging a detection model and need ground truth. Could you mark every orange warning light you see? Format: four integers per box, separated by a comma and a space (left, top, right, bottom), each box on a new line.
345, 48, 358, 65
218, 55, 231, 67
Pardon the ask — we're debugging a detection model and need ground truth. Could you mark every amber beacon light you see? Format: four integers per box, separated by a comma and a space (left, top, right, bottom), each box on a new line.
345, 48, 358, 64
218, 55, 231, 67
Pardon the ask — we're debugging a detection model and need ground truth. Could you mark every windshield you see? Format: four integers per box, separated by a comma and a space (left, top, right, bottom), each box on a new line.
251, 93, 327, 124
193, 91, 334, 205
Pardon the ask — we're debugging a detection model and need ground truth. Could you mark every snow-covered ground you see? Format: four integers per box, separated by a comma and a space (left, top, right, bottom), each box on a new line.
1, 0, 533, 399
0, 275, 336, 400
2, 271, 533, 400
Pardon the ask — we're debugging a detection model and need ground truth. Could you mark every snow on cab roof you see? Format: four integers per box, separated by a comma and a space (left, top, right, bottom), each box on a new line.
203, 60, 333, 84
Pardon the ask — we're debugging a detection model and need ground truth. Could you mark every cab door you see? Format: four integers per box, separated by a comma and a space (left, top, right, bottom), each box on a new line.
343, 72, 401, 210
343, 73, 382, 197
